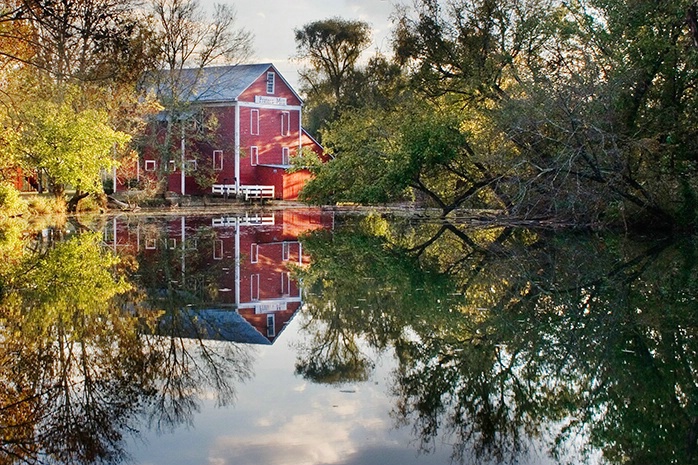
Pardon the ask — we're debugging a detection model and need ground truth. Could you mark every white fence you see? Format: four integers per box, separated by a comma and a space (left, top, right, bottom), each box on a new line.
212, 214, 275, 227
212, 184, 275, 200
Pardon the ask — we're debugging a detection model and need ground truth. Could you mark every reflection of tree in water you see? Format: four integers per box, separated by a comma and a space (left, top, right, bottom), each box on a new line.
0, 232, 142, 464
296, 213, 698, 464
0, 228, 253, 465
294, 317, 374, 385
295, 224, 457, 385
145, 310, 254, 433
133, 219, 254, 432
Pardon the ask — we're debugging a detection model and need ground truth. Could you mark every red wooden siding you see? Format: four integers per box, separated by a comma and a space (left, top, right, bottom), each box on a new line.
120, 64, 323, 200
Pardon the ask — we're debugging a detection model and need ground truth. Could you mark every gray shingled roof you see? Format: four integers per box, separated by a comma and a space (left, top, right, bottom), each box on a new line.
156, 308, 272, 345
151, 63, 295, 104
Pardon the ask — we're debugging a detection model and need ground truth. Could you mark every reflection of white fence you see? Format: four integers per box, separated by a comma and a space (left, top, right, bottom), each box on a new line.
212, 184, 275, 200
212, 214, 275, 227
236, 297, 303, 313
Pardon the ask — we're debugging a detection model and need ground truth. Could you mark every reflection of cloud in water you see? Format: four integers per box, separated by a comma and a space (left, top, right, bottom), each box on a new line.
209, 397, 393, 465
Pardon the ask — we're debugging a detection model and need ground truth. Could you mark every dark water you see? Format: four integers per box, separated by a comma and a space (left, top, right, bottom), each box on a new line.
0, 209, 695, 465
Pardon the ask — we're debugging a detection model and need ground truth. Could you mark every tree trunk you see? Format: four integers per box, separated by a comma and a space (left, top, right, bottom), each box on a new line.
67, 191, 90, 213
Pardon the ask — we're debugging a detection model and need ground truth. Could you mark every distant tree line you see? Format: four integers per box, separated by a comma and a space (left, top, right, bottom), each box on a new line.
294, 1, 698, 231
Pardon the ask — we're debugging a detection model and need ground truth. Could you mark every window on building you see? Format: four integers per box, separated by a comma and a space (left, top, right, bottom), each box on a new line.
169, 160, 177, 172
192, 110, 205, 134
282, 241, 290, 261
281, 111, 290, 136
213, 240, 223, 260
250, 146, 259, 166
250, 243, 258, 263
251, 274, 260, 301
168, 238, 177, 250
281, 272, 291, 296
266, 313, 276, 338
251, 109, 259, 135
282, 147, 290, 165
266, 72, 275, 94
144, 159, 156, 171
213, 150, 223, 170
185, 159, 197, 172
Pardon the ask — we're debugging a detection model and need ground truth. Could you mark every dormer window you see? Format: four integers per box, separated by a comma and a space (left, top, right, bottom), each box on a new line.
266, 72, 275, 94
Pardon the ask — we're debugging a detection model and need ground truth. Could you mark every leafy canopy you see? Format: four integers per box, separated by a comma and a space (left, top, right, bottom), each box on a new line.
11, 89, 130, 195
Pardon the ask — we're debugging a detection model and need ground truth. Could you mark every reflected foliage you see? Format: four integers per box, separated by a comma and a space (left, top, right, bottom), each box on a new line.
295, 216, 459, 384
0, 231, 139, 464
297, 213, 698, 464
0, 219, 253, 465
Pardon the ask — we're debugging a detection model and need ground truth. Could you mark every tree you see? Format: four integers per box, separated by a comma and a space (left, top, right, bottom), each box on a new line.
295, 0, 698, 230
293, 17, 371, 136
294, 17, 371, 106
138, 0, 252, 194
0, 0, 160, 212
9, 88, 130, 208
294, 212, 698, 464
1, 0, 158, 85
300, 99, 509, 214
0, 220, 254, 464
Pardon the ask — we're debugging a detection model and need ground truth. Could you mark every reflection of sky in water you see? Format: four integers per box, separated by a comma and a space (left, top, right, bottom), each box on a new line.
129, 316, 557, 465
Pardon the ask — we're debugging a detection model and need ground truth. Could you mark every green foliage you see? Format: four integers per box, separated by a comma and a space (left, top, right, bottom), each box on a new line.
300, 107, 407, 204
294, 17, 371, 105
15, 232, 131, 337
10, 91, 130, 197
0, 219, 253, 464
297, 213, 698, 463
301, 101, 501, 212
288, 146, 326, 174
294, 17, 378, 139
295, 0, 698, 229
0, 183, 27, 218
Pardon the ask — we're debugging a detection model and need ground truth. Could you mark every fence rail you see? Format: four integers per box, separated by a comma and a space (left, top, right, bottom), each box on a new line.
212, 184, 275, 200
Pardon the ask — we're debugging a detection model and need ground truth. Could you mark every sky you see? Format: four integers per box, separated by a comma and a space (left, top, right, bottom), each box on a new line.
205, 0, 407, 90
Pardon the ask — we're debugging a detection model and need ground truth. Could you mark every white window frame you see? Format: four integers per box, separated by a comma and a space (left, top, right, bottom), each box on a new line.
213, 150, 223, 171
213, 239, 223, 260
282, 241, 290, 261
251, 274, 260, 301
266, 72, 275, 94
250, 243, 258, 263
251, 109, 259, 135
281, 111, 290, 136
281, 271, 291, 296
185, 159, 198, 172
168, 238, 177, 250
250, 146, 259, 166
169, 160, 177, 172
266, 313, 276, 338
282, 147, 290, 165
144, 159, 156, 172
145, 238, 157, 250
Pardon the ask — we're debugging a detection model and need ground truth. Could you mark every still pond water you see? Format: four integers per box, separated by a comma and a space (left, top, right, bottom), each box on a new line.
1, 208, 696, 465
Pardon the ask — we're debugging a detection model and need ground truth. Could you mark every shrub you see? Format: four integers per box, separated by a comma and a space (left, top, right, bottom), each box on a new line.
0, 183, 28, 218
26, 195, 66, 216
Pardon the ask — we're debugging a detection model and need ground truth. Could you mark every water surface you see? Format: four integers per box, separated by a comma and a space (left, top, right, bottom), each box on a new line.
0, 209, 693, 465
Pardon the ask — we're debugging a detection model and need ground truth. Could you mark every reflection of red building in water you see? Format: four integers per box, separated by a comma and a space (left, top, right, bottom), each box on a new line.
104, 209, 333, 344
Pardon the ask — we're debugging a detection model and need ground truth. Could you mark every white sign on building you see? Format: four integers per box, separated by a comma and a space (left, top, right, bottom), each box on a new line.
255, 96, 288, 105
